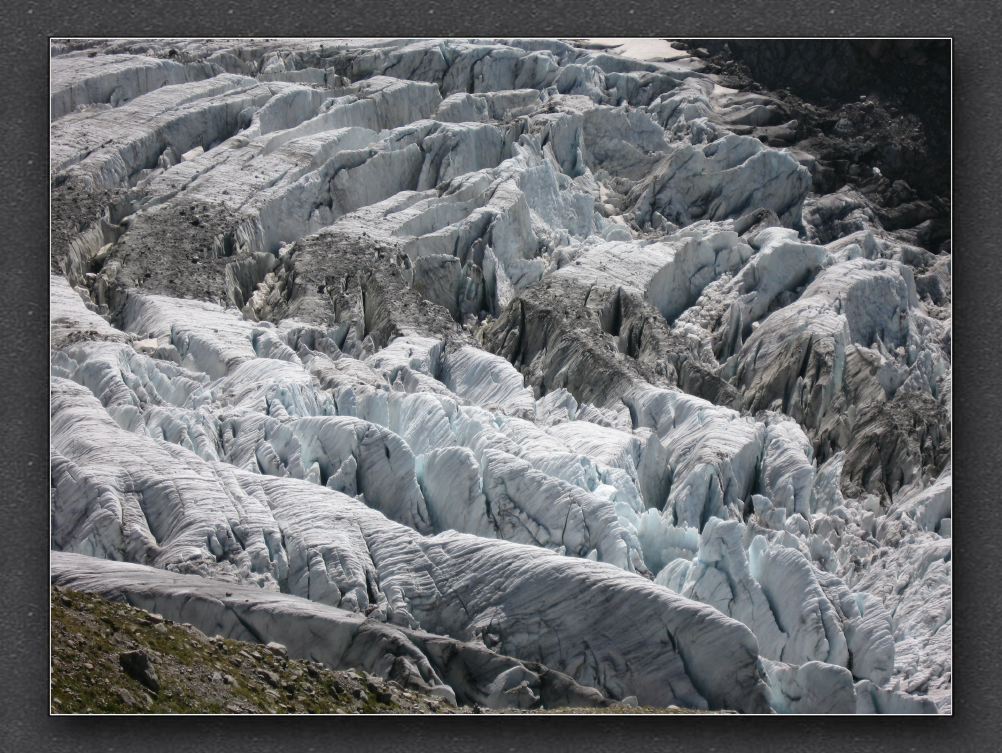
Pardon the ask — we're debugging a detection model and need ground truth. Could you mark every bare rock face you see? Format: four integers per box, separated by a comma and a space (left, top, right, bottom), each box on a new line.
118, 649, 160, 693
49, 38, 950, 714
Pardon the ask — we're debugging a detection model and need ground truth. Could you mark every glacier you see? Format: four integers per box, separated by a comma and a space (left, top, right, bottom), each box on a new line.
49, 37, 951, 714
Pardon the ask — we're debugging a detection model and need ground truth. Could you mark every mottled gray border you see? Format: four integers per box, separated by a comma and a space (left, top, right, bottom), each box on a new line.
3, 1, 996, 750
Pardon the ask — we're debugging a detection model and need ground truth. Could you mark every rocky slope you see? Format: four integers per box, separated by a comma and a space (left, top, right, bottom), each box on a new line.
49, 38, 951, 714
51, 585, 459, 713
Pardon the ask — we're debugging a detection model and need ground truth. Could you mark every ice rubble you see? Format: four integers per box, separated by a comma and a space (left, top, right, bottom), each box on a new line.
49, 38, 950, 713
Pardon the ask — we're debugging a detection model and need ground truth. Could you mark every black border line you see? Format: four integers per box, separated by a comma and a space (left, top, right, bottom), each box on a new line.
3, 2, 999, 751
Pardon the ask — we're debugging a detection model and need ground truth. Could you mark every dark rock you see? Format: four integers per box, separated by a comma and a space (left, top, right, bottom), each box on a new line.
118, 650, 160, 693
256, 669, 281, 687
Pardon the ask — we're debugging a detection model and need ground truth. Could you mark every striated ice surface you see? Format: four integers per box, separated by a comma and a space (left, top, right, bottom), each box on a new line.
49, 38, 950, 713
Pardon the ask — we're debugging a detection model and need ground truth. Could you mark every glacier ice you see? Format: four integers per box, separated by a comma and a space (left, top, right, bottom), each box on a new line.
49, 38, 951, 713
